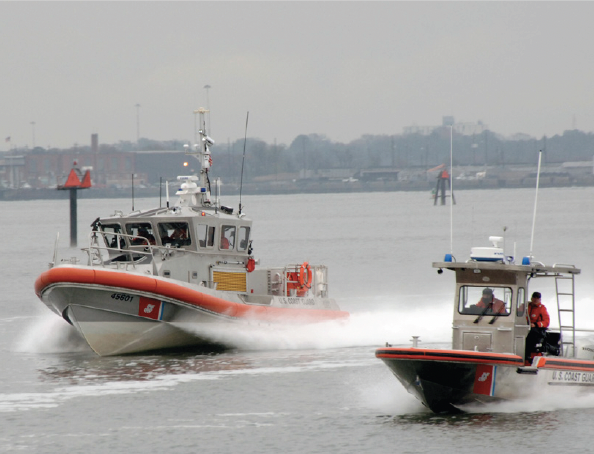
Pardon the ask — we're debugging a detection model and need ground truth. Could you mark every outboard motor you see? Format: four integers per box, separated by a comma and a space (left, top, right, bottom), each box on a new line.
529, 329, 561, 356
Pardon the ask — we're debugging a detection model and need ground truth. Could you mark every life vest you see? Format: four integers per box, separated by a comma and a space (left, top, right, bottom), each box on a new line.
528, 302, 550, 328
476, 298, 506, 314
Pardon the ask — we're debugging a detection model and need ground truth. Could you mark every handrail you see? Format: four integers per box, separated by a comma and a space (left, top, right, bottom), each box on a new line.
85, 231, 156, 268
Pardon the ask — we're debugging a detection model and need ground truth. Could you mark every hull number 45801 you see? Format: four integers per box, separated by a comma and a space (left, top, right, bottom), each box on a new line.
111, 293, 134, 302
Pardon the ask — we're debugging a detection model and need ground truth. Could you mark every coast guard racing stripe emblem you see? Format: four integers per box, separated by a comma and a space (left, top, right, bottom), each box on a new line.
473, 364, 496, 396
138, 297, 164, 320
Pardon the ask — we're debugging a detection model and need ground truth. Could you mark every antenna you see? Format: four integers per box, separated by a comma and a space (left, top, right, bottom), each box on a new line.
449, 125, 453, 255
502, 225, 507, 261
131, 173, 135, 211
238, 111, 249, 215
529, 150, 543, 258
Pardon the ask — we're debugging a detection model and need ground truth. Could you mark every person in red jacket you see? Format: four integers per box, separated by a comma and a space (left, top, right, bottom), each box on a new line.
476, 288, 507, 314
528, 291, 550, 328
525, 291, 551, 363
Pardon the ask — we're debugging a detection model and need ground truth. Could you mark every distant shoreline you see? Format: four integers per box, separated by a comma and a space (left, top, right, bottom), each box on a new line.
2, 174, 593, 201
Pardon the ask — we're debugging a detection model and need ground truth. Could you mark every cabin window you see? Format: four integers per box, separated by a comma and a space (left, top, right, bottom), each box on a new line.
126, 222, 156, 246
196, 224, 215, 248
237, 226, 250, 251
158, 222, 191, 248
220, 225, 236, 250
517, 287, 526, 317
100, 223, 125, 249
458, 286, 512, 316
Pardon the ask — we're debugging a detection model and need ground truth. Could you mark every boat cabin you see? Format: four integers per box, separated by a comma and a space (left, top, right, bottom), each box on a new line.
96, 209, 251, 255
433, 242, 580, 361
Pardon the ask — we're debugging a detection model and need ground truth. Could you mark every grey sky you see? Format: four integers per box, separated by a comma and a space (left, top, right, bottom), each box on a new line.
2, 2, 593, 149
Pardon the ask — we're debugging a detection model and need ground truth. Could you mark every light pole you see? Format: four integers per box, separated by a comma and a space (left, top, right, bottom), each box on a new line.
135, 103, 141, 144
203, 85, 211, 135
30, 121, 36, 149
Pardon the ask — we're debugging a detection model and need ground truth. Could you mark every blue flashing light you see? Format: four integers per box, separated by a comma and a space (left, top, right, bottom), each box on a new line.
200, 188, 206, 193
444, 253, 453, 262
522, 256, 531, 265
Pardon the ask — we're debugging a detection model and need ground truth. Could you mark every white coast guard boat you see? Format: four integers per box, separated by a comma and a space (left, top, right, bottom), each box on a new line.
35, 109, 348, 356
375, 236, 594, 413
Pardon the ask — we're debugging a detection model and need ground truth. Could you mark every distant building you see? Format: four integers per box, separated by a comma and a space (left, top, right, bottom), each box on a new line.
23, 151, 142, 189
3, 134, 189, 189
0, 155, 25, 188
403, 117, 488, 136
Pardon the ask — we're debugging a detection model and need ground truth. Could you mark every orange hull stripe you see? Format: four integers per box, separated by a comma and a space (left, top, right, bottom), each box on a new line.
375, 348, 523, 365
35, 267, 349, 322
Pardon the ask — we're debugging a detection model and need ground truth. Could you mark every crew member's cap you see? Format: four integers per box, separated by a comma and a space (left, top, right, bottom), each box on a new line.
482, 288, 493, 295
532, 291, 541, 299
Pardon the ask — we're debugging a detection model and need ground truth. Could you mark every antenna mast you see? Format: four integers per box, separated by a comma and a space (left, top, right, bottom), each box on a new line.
450, 125, 454, 256
529, 150, 543, 258
239, 111, 249, 215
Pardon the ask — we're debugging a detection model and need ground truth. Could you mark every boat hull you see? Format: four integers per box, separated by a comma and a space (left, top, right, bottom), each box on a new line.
66, 305, 208, 355
35, 265, 349, 356
376, 347, 594, 412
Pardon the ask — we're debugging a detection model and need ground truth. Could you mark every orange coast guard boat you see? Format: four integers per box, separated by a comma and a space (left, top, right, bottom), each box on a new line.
375, 236, 594, 413
35, 110, 348, 356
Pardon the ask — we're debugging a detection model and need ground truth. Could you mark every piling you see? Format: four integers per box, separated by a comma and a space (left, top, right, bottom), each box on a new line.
57, 161, 92, 247
434, 169, 456, 206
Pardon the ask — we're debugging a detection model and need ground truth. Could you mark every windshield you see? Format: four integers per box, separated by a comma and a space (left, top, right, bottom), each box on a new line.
126, 222, 156, 246
196, 224, 215, 248
220, 225, 236, 250
100, 223, 125, 249
158, 222, 191, 248
458, 286, 512, 316
237, 226, 250, 251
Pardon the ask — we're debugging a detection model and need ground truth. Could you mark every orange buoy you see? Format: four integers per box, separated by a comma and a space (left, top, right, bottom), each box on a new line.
299, 262, 312, 289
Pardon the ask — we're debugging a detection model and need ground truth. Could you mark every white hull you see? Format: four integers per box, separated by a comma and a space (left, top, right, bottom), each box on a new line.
36, 266, 347, 356
66, 305, 207, 356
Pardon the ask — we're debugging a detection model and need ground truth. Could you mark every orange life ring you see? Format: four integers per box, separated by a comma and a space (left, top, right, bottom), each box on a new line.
246, 258, 256, 273
298, 262, 312, 289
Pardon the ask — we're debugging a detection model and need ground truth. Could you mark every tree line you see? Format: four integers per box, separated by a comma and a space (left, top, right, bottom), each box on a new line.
204, 129, 594, 183
14, 128, 594, 184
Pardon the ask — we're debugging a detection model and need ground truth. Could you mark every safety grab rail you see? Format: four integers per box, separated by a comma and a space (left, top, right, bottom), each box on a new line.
84, 230, 251, 273
84, 231, 156, 269
277, 264, 329, 298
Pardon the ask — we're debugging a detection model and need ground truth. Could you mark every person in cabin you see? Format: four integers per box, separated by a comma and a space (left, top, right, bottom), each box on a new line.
476, 288, 507, 314
525, 291, 551, 362
171, 226, 187, 240
138, 227, 156, 245
220, 231, 230, 249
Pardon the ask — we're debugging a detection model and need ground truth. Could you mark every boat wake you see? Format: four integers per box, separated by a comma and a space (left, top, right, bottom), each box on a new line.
459, 386, 594, 414
172, 305, 453, 351
14, 313, 91, 354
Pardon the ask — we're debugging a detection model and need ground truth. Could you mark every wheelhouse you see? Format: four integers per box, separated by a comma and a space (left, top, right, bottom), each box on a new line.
434, 258, 579, 360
